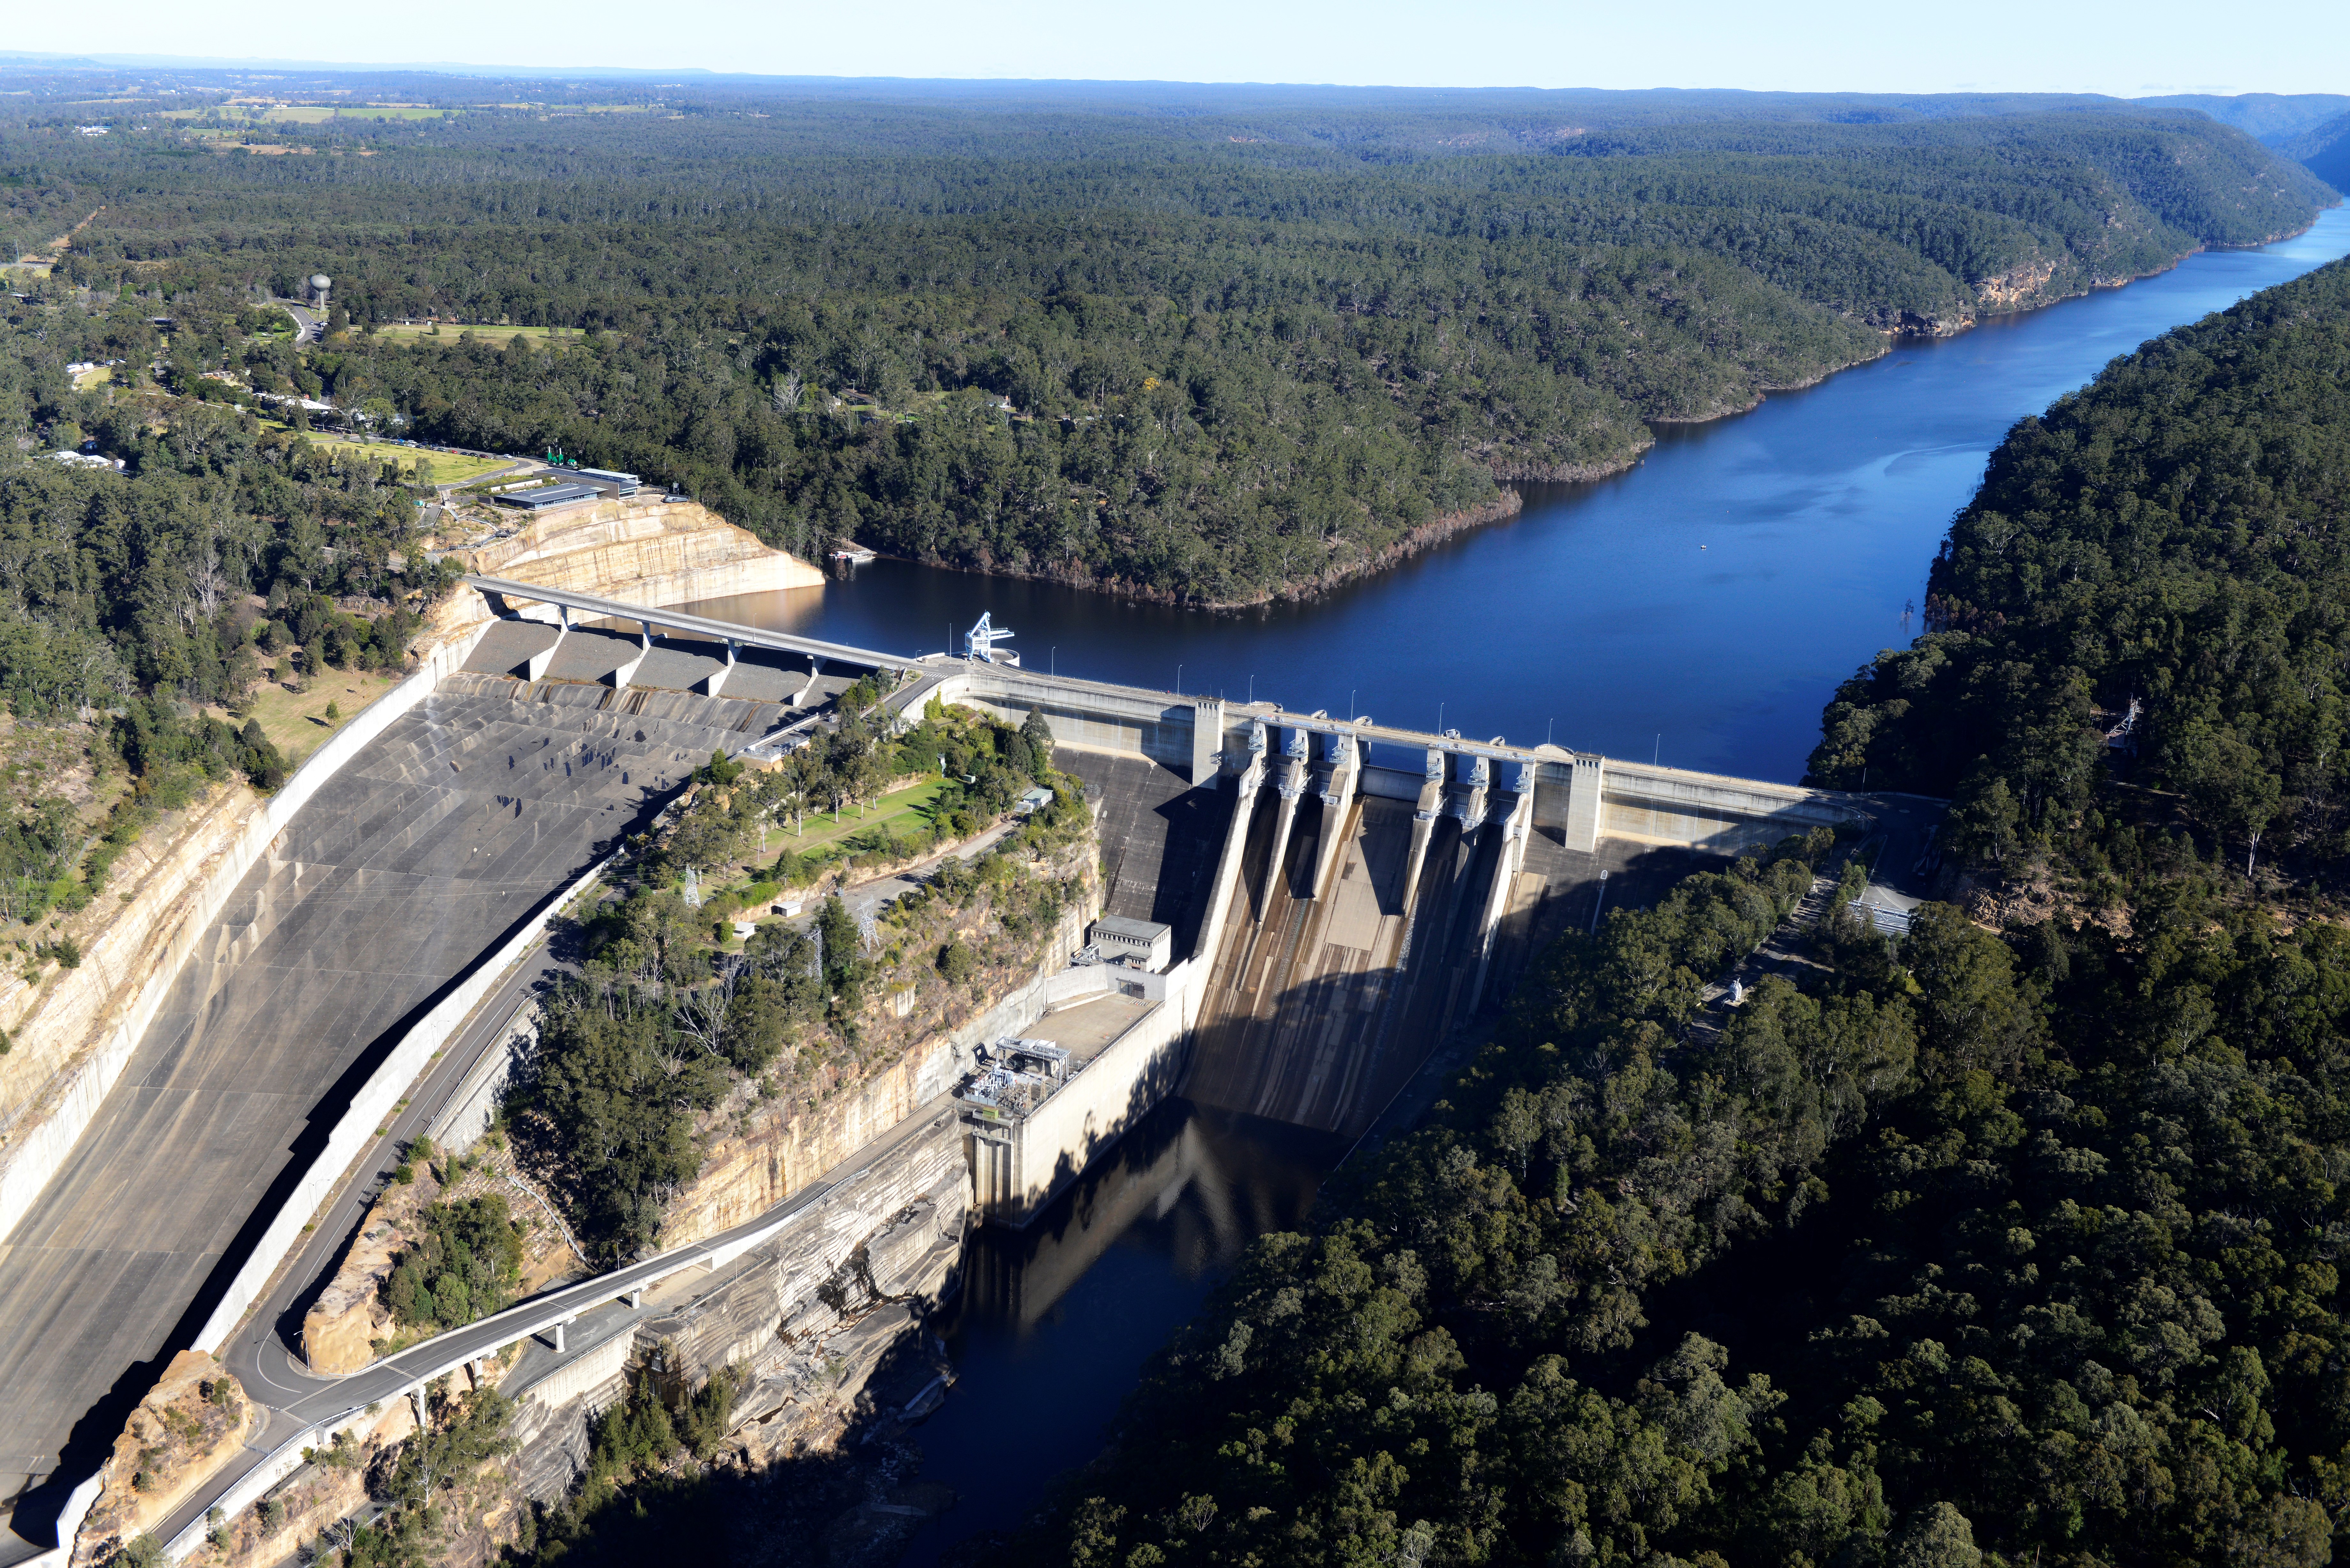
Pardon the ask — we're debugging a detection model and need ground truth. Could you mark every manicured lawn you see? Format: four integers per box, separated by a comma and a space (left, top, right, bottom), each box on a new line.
72, 365, 111, 391
298, 437, 512, 486
767, 776, 949, 856
370, 323, 587, 347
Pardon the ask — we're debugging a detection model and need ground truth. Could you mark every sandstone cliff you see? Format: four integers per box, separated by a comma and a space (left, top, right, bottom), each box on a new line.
424, 495, 824, 645
69, 1351, 255, 1566
0, 781, 256, 1142
299, 1136, 585, 1375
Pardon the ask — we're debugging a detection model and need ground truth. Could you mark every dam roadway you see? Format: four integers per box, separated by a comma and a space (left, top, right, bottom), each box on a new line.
0, 582, 1920, 1559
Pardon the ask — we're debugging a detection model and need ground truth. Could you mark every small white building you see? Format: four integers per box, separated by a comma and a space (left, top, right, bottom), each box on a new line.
1015, 785, 1055, 816
1089, 914, 1172, 973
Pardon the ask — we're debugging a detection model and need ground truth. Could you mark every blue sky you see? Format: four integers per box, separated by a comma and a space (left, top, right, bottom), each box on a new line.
10, 0, 2345, 97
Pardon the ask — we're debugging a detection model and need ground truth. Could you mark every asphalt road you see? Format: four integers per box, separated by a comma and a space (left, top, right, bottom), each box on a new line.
143, 1083, 962, 1557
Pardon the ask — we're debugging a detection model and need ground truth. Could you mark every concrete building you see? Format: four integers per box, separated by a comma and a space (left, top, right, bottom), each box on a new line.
1090, 914, 1172, 972
959, 972, 1188, 1227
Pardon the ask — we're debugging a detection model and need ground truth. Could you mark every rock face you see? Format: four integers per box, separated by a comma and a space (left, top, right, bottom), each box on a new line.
655, 898, 1095, 1252
426, 495, 824, 643
0, 781, 259, 1146
496, 1107, 973, 1524
69, 1351, 253, 1565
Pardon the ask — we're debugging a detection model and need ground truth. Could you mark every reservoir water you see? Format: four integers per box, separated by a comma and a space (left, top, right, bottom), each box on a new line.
684, 207, 2350, 1559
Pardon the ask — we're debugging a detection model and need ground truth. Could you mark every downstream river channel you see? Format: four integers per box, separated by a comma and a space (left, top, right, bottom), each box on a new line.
683, 207, 2350, 1559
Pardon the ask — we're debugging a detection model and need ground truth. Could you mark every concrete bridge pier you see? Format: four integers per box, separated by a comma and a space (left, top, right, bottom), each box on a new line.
522, 603, 572, 681
787, 655, 822, 708
609, 619, 655, 690
1401, 746, 1446, 924
699, 638, 740, 698
1308, 730, 1361, 898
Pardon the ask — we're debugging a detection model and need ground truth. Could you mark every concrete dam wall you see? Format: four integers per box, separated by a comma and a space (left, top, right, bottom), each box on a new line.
932, 662, 1869, 1141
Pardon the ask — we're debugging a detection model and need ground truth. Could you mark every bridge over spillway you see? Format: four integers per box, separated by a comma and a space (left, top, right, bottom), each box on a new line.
468, 578, 1906, 1138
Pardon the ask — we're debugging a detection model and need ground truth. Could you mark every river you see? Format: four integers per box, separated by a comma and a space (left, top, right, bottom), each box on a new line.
683, 207, 2350, 1560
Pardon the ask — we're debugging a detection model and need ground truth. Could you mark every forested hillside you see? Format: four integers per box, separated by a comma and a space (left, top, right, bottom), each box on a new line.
4, 84, 2330, 605
973, 247, 2350, 1568
1810, 255, 2350, 890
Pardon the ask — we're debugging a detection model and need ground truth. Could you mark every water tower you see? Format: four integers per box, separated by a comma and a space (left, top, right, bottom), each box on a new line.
307, 273, 331, 310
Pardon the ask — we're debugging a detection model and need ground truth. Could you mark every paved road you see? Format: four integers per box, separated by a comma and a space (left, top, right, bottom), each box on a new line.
142, 1086, 961, 1557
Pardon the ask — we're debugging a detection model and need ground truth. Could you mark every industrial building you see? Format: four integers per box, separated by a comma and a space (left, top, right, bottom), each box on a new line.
493, 481, 603, 511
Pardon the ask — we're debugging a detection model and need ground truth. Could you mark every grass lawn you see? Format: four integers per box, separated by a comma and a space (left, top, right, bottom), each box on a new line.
767, 776, 949, 857
228, 670, 402, 768
298, 437, 512, 485
370, 323, 587, 347
72, 365, 112, 392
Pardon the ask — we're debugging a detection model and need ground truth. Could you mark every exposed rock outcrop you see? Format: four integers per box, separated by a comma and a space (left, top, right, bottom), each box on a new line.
301, 1140, 585, 1374
425, 495, 824, 644
68, 1352, 254, 1565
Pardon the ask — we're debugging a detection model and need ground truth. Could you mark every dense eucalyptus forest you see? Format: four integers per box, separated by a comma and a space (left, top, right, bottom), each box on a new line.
3, 80, 2333, 612
941, 261, 2350, 1568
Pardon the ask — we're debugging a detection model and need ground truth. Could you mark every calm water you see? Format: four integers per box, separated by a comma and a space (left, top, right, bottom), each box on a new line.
693, 207, 2350, 785
685, 207, 2350, 1557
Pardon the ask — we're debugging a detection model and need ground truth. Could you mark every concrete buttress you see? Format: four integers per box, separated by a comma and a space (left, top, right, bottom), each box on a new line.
1400, 747, 1445, 924
1309, 730, 1361, 898
1468, 768, 1537, 1009
1260, 727, 1309, 907
1565, 754, 1606, 852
